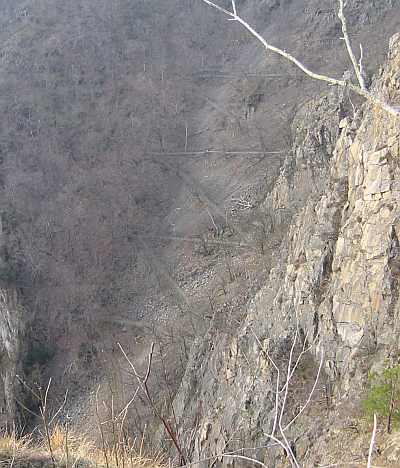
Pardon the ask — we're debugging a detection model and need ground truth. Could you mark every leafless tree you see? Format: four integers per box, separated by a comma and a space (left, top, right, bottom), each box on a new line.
177, 321, 378, 468
248, 322, 324, 468
118, 342, 187, 465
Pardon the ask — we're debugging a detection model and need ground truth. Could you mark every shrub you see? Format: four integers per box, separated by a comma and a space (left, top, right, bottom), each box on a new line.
362, 364, 400, 433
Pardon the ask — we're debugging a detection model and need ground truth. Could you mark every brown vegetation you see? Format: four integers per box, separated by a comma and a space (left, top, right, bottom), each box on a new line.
0, 428, 166, 467
1, 0, 400, 464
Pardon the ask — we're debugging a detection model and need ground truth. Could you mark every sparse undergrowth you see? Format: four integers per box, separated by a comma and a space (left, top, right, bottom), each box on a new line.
363, 364, 400, 434
0, 428, 166, 468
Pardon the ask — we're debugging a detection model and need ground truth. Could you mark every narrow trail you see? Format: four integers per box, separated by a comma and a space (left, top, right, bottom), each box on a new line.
132, 233, 256, 249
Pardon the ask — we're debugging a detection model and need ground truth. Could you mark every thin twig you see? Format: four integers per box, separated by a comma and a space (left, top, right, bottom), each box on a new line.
249, 327, 280, 438
118, 342, 187, 465
280, 331, 313, 394
15, 375, 41, 401
9, 431, 16, 468
179, 438, 290, 467
116, 387, 140, 420
278, 319, 300, 468
250, 321, 324, 468
206, 207, 219, 236
283, 348, 324, 432
49, 389, 68, 425
65, 418, 70, 468
95, 386, 110, 468
40, 378, 56, 468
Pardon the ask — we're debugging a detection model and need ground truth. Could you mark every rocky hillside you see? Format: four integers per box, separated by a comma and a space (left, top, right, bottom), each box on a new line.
163, 34, 400, 466
0, 0, 400, 465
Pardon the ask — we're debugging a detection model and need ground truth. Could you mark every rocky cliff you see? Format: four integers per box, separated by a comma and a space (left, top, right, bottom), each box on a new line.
164, 34, 400, 467
0, 217, 24, 429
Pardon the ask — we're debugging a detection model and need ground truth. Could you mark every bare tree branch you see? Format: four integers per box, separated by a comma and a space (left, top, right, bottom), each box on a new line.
250, 317, 324, 468
199, 0, 400, 116
280, 331, 313, 394
231, 0, 237, 17
250, 328, 281, 438
116, 386, 140, 420
232, 10, 346, 87
283, 348, 324, 432
40, 378, 56, 468
179, 438, 289, 467
359, 44, 365, 84
338, 0, 367, 90
367, 414, 377, 468
201, 0, 234, 17
118, 342, 187, 465
49, 389, 68, 426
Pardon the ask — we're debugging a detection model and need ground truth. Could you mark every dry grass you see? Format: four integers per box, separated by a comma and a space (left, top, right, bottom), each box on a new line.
0, 427, 167, 468
0, 432, 35, 466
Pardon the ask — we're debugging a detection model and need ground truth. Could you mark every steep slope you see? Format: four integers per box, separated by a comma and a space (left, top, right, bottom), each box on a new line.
165, 34, 400, 467
0, 0, 399, 441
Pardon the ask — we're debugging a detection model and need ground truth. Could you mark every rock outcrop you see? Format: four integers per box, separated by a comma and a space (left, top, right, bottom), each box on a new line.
164, 34, 400, 466
0, 218, 24, 429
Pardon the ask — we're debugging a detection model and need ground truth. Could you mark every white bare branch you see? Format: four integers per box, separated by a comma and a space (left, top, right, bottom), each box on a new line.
279, 319, 299, 427
250, 328, 281, 438
250, 316, 324, 468
283, 347, 324, 432
232, 15, 345, 88
199, 0, 400, 116
231, 0, 237, 16
49, 389, 68, 425
226, 435, 294, 466
116, 386, 140, 420
338, 0, 367, 90
280, 330, 313, 394
277, 318, 300, 468
201, 0, 235, 17
367, 414, 377, 468
231, 197, 254, 209
180, 439, 289, 467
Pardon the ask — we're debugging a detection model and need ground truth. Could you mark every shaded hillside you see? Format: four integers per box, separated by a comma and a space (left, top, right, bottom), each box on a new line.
0, 0, 399, 440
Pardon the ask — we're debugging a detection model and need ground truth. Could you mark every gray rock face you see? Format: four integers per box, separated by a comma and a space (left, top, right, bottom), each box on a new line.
0, 220, 24, 429
0, 287, 22, 425
164, 35, 400, 466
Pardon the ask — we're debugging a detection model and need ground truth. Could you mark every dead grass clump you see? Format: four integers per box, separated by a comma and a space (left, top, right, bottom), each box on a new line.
0, 428, 167, 468
0, 431, 34, 465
